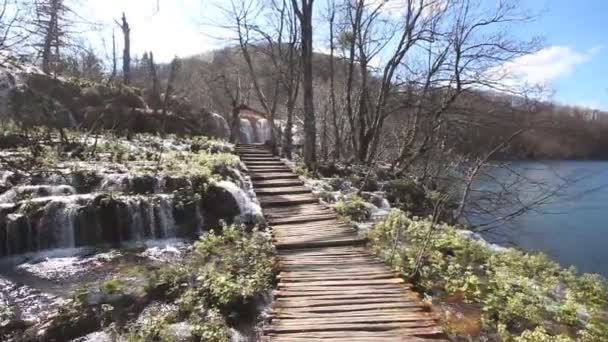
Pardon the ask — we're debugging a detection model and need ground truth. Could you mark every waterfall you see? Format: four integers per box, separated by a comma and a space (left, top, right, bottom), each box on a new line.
56, 201, 79, 248
37, 198, 82, 249
210, 113, 231, 140
0, 194, 191, 257
125, 197, 144, 240
216, 181, 263, 225
256, 118, 272, 143
240, 118, 254, 144
5, 214, 24, 255
194, 205, 205, 235
157, 195, 176, 238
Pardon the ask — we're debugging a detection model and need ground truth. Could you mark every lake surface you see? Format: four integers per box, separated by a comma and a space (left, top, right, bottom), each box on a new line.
470, 161, 608, 277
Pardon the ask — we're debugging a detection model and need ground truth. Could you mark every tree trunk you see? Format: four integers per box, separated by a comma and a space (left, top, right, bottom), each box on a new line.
41, 0, 60, 74
111, 29, 117, 81
148, 52, 161, 111
295, 0, 316, 168
284, 98, 295, 159
118, 12, 131, 85
229, 106, 240, 144
329, 3, 340, 160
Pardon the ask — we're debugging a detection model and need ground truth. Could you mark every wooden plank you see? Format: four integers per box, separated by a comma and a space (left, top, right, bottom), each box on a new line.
253, 179, 305, 187
256, 186, 311, 194
275, 238, 368, 250
248, 167, 293, 173
264, 321, 440, 333
270, 214, 339, 225
251, 173, 300, 180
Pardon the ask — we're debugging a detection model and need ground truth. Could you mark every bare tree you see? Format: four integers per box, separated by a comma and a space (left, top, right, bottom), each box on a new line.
327, 0, 340, 160
115, 12, 131, 84
110, 28, 117, 82
292, 0, 316, 167
0, 0, 29, 51
29, 0, 67, 74
147, 51, 161, 110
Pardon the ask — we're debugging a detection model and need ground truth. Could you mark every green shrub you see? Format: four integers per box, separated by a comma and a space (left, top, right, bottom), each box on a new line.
368, 209, 608, 341
335, 195, 373, 222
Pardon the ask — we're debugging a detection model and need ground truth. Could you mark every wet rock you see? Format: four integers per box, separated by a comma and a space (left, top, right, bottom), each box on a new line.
202, 184, 240, 228
163, 176, 191, 192
202, 112, 230, 140
130, 175, 155, 195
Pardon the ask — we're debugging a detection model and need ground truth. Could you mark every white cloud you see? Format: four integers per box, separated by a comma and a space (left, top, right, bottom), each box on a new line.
493, 46, 601, 88
78, 0, 223, 63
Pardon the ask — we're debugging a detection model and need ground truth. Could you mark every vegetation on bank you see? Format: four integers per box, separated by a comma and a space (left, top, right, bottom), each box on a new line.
23, 225, 275, 341
334, 195, 373, 222
368, 210, 608, 341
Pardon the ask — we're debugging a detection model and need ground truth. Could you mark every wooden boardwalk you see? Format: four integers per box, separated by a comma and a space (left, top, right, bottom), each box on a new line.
237, 144, 444, 341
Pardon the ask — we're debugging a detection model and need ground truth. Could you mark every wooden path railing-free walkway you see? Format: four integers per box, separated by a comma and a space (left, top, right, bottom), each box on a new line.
236, 144, 445, 341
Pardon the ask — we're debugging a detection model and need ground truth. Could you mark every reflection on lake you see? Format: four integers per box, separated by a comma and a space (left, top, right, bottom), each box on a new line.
469, 161, 608, 277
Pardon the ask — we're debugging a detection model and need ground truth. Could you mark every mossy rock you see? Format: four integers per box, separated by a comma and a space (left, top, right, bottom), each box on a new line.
130, 175, 156, 195
384, 179, 430, 215
201, 185, 240, 229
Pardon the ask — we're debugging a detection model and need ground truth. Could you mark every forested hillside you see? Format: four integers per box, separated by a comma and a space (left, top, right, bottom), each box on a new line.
143, 47, 608, 161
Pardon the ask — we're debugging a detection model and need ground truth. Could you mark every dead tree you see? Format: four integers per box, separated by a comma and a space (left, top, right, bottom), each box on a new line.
115, 12, 131, 85
30, 0, 66, 74
110, 28, 117, 81
148, 51, 161, 110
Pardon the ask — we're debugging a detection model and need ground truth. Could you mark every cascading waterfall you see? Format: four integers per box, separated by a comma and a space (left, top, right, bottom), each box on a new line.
256, 118, 272, 143
157, 195, 176, 238
240, 118, 254, 144
216, 181, 263, 225
210, 113, 231, 140
0, 194, 202, 257
125, 197, 145, 240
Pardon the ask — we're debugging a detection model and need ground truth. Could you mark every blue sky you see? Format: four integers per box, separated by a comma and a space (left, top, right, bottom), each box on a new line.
78, 0, 607, 110
511, 1, 608, 110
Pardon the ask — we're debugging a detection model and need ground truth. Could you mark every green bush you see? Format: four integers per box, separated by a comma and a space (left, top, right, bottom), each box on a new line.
368, 209, 608, 341
335, 195, 373, 222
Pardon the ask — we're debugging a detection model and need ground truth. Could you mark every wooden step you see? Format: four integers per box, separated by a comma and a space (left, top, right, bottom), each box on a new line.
275, 237, 368, 250
241, 157, 281, 161
240, 153, 275, 158
258, 194, 318, 206
269, 213, 339, 225
250, 173, 300, 181
255, 186, 312, 195
253, 179, 305, 188
245, 161, 286, 167
247, 167, 292, 172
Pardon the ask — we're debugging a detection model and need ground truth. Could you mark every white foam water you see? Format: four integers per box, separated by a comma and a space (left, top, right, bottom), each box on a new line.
216, 181, 264, 225
240, 118, 254, 144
